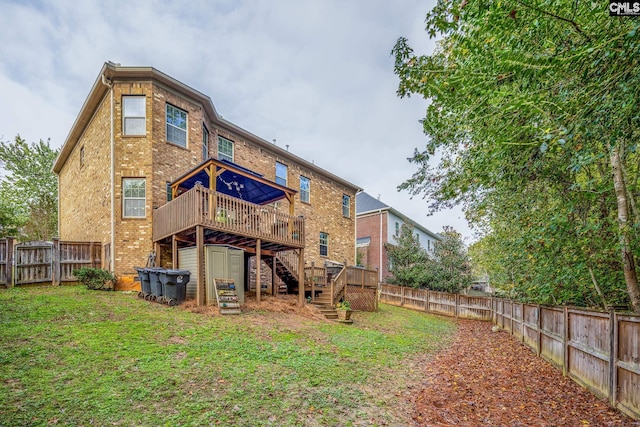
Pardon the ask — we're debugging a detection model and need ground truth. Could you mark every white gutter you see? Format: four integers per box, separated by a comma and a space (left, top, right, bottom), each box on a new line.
101, 74, 115, 272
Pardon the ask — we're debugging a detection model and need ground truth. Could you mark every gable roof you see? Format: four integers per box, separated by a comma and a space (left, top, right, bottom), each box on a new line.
356, 191, 441, 240
53, 62, 361, 194
356, 191, 389, 213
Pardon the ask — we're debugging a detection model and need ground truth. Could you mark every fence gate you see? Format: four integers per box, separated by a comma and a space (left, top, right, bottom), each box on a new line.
15, 241, 53, 285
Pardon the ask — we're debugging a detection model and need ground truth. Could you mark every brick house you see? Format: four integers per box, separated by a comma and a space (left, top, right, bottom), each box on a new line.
356, 191, 440, 283
53, 62, 360, 304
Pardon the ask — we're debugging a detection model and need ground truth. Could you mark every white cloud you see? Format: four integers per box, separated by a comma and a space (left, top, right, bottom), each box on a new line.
0, 0, 473, 239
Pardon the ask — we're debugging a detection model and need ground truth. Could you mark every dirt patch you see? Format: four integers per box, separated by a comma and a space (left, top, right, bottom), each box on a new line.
181, 294, 327, 323
410, 320, 639, 426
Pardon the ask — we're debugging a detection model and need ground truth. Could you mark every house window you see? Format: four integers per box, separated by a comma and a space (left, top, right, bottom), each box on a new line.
166, 104, 187, 147
202, 124, 209, 160
319, 232, 329, 257
123, 96, 146, 136
166, 182, 172, 202
395, 222, 400, 235
123, 178, 146, 218
300, 176, 310, 203
218, 136, 234, 162
342, 194, 350, 217
276, 162, 288, 186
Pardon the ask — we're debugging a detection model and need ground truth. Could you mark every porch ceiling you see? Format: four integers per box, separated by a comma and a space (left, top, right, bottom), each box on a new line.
171, 158, 296, 206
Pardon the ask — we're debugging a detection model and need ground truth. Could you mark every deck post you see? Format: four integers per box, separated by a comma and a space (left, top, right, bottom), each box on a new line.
311, 262, 315, 302
271, 255, 277, 296
172, 235, 178, 269
196, 226, 205, 306
298, 248, 305, 306
256, 239, 261, 303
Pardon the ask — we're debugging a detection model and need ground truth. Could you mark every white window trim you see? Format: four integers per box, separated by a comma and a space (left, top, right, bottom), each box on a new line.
342, 194, 351, 218
218, 135, 234, 162
300, 176, 310, 203
166, 104, 187, 147
319, 232, 329, 257
123, 178, 146, 218
276, 162, 288, 186
123, 96, 146, 136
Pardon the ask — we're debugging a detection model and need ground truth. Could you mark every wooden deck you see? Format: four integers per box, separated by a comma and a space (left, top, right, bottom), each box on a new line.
153, 184, 305, 251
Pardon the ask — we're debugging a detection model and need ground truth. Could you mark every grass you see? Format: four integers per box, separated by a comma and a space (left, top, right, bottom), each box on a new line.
0, 286, 455, 426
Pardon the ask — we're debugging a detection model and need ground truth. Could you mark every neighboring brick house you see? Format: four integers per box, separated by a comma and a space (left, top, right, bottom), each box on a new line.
53, 62, 360, 301
356, 191, 440, 283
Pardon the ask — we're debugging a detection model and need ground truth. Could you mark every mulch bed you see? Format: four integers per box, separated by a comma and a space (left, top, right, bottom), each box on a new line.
411, 319, 640, 426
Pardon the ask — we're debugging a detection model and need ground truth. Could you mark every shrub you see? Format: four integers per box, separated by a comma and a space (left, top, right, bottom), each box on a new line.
72, 267, 116, 291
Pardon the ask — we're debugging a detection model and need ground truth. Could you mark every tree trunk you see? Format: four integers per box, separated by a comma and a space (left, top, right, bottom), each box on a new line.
610, 143, 640, 313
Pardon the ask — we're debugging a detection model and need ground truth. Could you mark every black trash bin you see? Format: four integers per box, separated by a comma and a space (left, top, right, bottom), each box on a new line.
148, 267, 165, 302
159, 269, 191, 306
135, 267, 152, 299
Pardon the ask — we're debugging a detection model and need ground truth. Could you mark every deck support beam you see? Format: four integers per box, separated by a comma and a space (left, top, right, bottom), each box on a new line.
298, 248, 305, 306
256, 238, 261, 303
196, 225, 204, 306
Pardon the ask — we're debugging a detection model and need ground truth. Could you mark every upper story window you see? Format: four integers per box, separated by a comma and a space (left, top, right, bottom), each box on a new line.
395, 222, 400, 235
123, 178, 146, 218
202, 124, 209, 161
166, 104, 187, 147
123, 96, 146, 136
342, 194, 351, 217
319, 232, 329, 257
300, 176, 310, 203
276, 162, 288, 186
218, 136, 234, 162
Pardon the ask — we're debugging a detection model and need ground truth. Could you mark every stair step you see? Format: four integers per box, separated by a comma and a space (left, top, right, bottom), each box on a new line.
220, 308, 242, 315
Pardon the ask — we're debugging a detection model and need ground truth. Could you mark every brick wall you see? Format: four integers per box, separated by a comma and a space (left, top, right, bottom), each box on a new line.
212, 124, 357, 266
58, 73, 357, 288
58, 92, 112, 267
356, 211, 390, 282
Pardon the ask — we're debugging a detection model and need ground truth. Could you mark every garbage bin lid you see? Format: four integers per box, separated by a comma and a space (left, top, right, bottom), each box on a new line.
166, 269, 191, 275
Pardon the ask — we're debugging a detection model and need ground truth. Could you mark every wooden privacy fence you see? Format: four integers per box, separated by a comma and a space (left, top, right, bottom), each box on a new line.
379, 284, 640, 420
0, 238, 102, 287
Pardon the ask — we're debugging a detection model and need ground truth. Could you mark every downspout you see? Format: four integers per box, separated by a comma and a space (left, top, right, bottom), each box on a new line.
379, 208, 383, 282
101, 74, 115, 273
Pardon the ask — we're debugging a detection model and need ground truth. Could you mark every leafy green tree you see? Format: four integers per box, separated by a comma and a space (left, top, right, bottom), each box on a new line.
385, 223, 430, 287
0, 136, 59, 240
429, 227, 472, 294
393, 2, 640, 311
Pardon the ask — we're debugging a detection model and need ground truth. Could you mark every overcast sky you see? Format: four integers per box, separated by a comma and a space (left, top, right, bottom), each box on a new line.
0, 0, 474, 241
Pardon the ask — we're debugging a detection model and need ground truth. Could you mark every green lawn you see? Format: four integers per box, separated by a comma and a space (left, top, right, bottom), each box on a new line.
0, 286, 455, 426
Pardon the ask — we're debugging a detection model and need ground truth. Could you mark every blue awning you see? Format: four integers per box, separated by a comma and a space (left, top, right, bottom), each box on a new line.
172, 158, 294, 206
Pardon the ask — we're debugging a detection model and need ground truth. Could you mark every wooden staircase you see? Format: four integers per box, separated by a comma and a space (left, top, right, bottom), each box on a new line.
263, 250, 299, 292
313, 292, 338, 320
213, 278, 241, 315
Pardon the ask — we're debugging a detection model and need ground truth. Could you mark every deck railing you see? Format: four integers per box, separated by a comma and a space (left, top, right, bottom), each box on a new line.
153, 184, 304, 247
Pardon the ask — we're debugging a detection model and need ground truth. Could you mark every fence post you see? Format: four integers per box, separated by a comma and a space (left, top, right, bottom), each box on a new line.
52, 238, 60, 286
609, 308, 617, 408
6, 237, 15, 288
400, 285, 405, 306
455, 293, 459, 318
425, 288, 429, 313
563, 305, 569, 377
7, 237, 16, 288
537, 304, 542, 357
89, 241, 95, 268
